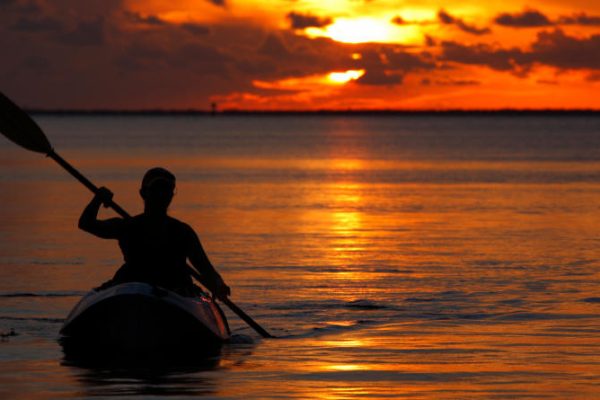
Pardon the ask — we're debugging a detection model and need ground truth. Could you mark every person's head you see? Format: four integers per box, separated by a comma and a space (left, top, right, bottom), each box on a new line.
140, 167, 176, 213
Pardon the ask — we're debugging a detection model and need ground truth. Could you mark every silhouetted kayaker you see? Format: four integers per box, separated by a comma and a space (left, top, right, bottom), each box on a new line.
79, 167, 230, 298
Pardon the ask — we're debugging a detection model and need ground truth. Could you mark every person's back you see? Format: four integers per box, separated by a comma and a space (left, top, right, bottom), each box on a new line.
115, 214, 194, 290
79, 167, 230, 297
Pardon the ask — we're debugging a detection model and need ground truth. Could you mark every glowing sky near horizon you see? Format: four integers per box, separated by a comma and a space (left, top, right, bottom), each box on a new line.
0, 0, 599, 109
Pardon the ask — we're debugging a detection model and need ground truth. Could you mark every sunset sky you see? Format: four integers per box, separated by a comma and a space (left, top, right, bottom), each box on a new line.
1, 0, 599, 110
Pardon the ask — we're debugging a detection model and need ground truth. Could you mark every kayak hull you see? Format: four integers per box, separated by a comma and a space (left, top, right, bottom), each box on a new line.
60, 282, 230, 355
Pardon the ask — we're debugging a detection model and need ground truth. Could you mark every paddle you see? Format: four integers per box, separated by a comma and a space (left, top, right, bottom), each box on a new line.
0, 91, 275, 339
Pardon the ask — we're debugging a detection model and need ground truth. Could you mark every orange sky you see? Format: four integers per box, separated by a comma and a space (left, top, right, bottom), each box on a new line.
0, 0, 599, 109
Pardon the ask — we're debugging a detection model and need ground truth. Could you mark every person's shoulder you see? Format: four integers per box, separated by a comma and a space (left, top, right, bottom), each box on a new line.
167, 216, 195, 233
168, 217, 198, 245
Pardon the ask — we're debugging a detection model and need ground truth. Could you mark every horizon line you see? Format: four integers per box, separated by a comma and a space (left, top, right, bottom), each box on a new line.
27, 108, 600, 116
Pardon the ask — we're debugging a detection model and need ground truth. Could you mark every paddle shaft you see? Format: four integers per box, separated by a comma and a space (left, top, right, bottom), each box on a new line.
48, 150, 131, 218
46, 149, 274, 338
187, 269, 275, 338
220, 297, 275, 338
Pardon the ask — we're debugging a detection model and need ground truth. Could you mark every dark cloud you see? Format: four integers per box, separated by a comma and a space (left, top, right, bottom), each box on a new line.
454, 21, 490, 36
356, 69, 403, 85
207, 0, 226, 7
352, 46, 434, 75
441, 41, 525, 72
258, 34, 291, 57
586, 72, 600, 82
181, 23, 210, 36
395, 8, 598, 33
438, 9, 491, 35
18, 0, 124, 18
391, 16, 407, 25
391, 14, 435, 27
530, 29, 600, 70
122, 11, 210, 36
558, 13, 600, 26
116, 40, 169, 71
446, 79, 480, 86
116, 34, 231, 75
12, 16, 63, 33
124, 11, 167, 26
59, 17, 105, 46
250, 33, 355, 80
123, 11, 210, 35
224, 31, 431, 92
384, 50, 435, 72
287, 11, 332, 29
118, 28, 351, 95
424, 35, 436, 47
172, 43, 232, 74
437, 10, 455, 25
3, 0, 118, 46
0, 1, 232, 108
494, 9, 552, 28
495, 9, 600, 28
21, 55, 52, 73
421, 78, 480, 86
348, 46, 434, 86
441, 29, 600, 73
0, 0, 42, 14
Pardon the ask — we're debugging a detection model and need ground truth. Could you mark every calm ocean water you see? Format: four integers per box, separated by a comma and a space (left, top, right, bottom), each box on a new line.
1, 114, 600, 399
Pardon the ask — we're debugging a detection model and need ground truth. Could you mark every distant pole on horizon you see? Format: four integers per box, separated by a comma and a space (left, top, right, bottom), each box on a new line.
211, 102, 217, 116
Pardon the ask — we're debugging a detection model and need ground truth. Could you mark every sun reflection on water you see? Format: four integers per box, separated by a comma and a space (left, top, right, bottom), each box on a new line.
323, 338, 367, 347
325, 364, 365, 371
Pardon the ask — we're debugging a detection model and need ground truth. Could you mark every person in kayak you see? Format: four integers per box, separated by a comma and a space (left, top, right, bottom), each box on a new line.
78, 167, 230, 299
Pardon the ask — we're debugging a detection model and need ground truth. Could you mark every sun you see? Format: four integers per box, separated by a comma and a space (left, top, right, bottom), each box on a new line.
327, 70, 365, 84
307, 17, 394, 44
304, 16, 422, 44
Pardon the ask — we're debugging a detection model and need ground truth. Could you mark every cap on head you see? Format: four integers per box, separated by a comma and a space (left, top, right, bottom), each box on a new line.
141, 167, 176, 191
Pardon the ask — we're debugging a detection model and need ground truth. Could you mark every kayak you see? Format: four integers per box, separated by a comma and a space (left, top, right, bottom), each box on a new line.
60, 282, 230, 356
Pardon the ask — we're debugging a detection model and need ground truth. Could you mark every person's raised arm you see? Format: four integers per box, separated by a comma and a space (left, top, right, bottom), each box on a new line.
78, 187, 123, 239
187, 227, 231, 299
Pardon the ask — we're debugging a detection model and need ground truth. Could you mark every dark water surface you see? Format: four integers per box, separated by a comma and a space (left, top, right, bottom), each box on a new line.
1, 115, 600, 398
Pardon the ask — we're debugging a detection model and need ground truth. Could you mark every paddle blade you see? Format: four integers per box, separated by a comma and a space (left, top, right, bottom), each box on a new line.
0, 92, 52, 154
